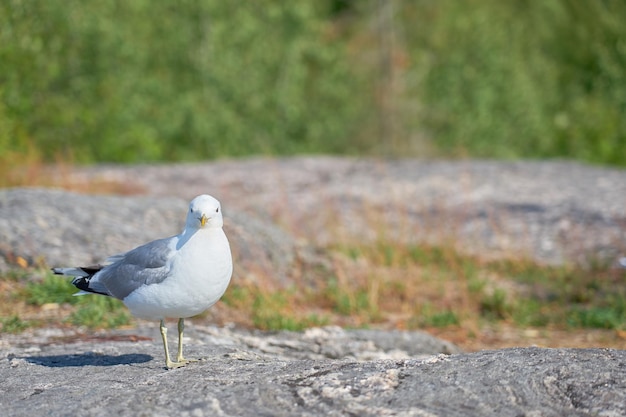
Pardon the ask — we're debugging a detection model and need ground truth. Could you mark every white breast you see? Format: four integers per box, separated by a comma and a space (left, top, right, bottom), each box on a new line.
123, 229, 233, 320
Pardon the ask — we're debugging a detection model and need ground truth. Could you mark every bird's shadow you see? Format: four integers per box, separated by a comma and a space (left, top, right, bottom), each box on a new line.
23, 352, 153, 367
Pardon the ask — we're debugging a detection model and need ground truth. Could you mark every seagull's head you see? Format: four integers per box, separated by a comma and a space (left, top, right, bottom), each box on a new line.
186, 194, 223, 229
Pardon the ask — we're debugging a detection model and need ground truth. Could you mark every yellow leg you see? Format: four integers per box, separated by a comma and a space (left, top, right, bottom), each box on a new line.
160, 319, 187, 369
176, 318, 198, 364
176, 318, 187, 363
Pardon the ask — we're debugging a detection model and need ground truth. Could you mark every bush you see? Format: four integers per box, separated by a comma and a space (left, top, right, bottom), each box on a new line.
1, 1, 625, 165
0, 1, 369, 162
402, 0, 626, 164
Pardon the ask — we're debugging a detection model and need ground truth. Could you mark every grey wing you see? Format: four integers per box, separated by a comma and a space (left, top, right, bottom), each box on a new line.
98, 236, 178, 300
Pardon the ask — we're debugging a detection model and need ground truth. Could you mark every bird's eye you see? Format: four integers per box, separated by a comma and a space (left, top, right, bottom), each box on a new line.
215, 207, 219, 213
190, 208, 194, 213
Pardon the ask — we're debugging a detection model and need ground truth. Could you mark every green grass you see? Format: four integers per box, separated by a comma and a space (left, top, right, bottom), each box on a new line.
251, 292, 330, 331
330, 241, 626, 332
567, 298, 626, 330
511, 299, 550, 327
24, 274, 76, 306
69, 296, 131, 329
0, 315, 32, 333
325, 277, 375, 317
483, 259, 626, 330
411, 306, 460, 328
479, 289, 511, 321
222, 286, 331, 331
21, 273, 131, 329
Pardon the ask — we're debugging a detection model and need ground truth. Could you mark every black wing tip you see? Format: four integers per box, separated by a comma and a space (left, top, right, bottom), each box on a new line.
52, 266, 111, 297
71, 276, 110, 296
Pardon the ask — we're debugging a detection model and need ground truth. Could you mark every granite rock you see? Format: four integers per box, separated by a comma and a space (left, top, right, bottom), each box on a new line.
1, 326, 624, 417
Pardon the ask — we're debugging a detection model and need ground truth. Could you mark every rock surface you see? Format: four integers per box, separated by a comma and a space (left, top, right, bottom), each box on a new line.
72, 157, 626, 265
1, 325, 624, 417
0, 188, 303, 282
2, 158, 626, 416
2, 158, 626, 274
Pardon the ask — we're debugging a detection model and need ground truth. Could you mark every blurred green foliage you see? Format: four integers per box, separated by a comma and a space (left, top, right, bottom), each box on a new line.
405, 0, 626, 164
1, 0, 625, 164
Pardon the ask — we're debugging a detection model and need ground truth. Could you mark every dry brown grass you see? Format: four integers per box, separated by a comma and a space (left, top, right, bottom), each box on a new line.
213, 237, 626, 351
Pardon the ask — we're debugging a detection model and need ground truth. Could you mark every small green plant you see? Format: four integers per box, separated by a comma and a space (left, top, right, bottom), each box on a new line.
567, 307, 619, 330
429, 310, 460, 327
0, 315, 31, 333
567, 295, 626, 330
408, 245, 449, 267
221, 285, 252, 308
24, 274, 76, 306
467, 277, 487, 294
3, 269, 31, 282
70, 296, 131, 329
253, 312, 329, 332
413, 309, 460, 328
480, 289, 511, 321
511, 299, 550, 327
22, 272, 131, 329
325, 277, 374, 317
251, 292, 329, 331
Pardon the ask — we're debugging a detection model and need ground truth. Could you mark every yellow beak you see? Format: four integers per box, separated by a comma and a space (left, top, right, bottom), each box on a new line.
200, 214, 208, 227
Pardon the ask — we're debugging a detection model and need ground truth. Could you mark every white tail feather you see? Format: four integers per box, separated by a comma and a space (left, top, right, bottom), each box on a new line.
52, 267, 89, 277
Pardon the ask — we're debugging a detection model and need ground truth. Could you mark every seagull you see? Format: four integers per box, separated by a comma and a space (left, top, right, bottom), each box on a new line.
53, 194, 233, 369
